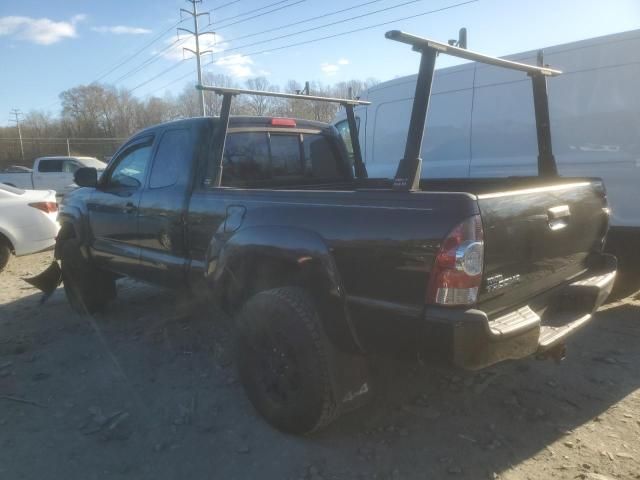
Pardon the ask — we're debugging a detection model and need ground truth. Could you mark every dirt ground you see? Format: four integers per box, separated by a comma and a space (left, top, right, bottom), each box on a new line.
1, 252, 639, 480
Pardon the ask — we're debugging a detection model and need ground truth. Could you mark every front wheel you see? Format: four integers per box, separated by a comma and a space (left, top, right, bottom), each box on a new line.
60, 239, 116, 314
235, 287, 370, 434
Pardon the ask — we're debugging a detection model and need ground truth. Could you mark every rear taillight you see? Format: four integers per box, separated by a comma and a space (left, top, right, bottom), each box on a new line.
426, 215, 484, 306
29, 202, 58, 213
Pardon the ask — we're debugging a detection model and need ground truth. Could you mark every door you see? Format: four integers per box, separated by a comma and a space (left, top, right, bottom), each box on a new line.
88, 136, 154, 276
137, 127, 194, 285
34, 158, 67, 191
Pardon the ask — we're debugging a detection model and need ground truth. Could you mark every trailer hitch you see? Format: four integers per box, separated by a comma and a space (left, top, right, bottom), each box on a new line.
536, 343, 567, 364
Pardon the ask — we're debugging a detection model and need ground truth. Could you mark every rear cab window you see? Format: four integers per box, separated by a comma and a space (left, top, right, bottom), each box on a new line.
220, 128, 349, 188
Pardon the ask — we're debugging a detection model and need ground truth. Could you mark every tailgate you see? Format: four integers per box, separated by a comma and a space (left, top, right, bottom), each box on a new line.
476, 180, 609, 316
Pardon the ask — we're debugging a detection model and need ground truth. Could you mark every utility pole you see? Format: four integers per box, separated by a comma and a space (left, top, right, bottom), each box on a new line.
9, 109, 25, 163
179, 0, 215, 116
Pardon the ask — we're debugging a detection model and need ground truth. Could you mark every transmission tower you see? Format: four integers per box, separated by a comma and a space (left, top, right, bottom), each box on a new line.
9, 109, 25, 163
179, 0, 215, 116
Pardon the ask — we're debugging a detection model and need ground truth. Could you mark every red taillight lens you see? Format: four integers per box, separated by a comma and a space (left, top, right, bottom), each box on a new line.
28, 202, 58, 213
271, 117, 296, 127
426, 215, 484, 306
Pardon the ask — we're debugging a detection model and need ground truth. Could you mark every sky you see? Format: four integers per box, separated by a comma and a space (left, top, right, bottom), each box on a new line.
1, 0, 639, 126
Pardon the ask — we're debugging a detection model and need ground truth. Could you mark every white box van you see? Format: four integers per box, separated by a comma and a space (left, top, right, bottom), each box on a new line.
333, 29, 640, 295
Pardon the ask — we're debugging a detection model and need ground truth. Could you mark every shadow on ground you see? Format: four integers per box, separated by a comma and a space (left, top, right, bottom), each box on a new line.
1, 279, 639, 480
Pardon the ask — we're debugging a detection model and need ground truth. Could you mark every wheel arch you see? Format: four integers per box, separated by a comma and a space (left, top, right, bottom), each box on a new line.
0, 226, 16, 253
55, 209, 88, 259
210, 226, 364, 353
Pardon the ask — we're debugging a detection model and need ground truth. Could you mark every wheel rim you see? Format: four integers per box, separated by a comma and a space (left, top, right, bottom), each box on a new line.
253, 329, 302, 406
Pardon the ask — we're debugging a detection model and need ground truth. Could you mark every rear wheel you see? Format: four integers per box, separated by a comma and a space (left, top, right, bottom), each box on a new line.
235, 287, 370, 434
60, 239, 116, 314
0, 237, 10, 273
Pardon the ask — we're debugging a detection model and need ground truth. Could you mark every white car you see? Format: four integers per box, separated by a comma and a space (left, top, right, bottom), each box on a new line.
0, 184, 60, 272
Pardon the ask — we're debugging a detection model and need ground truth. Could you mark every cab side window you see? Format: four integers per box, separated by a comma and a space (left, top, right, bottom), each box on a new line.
106, 141, 153, 189
335, 118, 359, 160
150, 129, 190, 189
38, 159, 63, 173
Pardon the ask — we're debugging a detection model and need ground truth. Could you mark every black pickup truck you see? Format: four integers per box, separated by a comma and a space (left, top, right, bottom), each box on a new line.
39, 31, 616, 434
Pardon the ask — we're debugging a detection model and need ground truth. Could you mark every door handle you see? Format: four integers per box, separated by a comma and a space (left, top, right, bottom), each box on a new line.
547, 205, 570, 231
123, 202, 137, 214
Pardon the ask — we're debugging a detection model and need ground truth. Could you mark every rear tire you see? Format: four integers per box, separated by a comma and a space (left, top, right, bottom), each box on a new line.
235, 287, 370, 434
60, 239, 116, 314
0, 237, 10, 273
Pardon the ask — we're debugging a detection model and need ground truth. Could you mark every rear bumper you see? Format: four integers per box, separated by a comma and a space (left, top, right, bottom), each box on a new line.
422, 254, 617, 370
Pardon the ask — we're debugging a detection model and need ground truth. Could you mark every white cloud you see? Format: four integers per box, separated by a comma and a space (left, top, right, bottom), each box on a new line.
320, 63, 340, 75
320, 58, 350, 76
0, 14, 85, 45
92, 25, 151, 35
216, 54, 254, 78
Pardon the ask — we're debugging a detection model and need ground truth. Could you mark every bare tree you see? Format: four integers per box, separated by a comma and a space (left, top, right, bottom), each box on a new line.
244, 77, 274, 116
1, 76, 379, 168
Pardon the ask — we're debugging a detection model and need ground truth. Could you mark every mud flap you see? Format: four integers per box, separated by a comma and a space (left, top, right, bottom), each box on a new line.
23, 261, 62, 304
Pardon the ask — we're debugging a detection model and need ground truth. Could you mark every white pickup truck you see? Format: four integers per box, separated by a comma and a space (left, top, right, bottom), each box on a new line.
0, 156, 107, 196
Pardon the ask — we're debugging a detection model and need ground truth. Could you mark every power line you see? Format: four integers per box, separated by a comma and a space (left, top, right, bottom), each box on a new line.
213, 0, 241, 10
213, 0, 308, 30
215, 0, 431, 55
130, 60, 188, 93
142, 1, 384, 94
149, 67, 198, 96
93, 19, 186, 83
36, 18, 188, 111
145, 0, 479, 93
206, 0, 479, 68
142, 0, 477, 97
204, 0, 291, 24
222, 0, 384, 45
111, 38, 185, 85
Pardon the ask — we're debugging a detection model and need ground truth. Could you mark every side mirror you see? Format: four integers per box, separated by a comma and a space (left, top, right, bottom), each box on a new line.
74, 167, 98, 188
